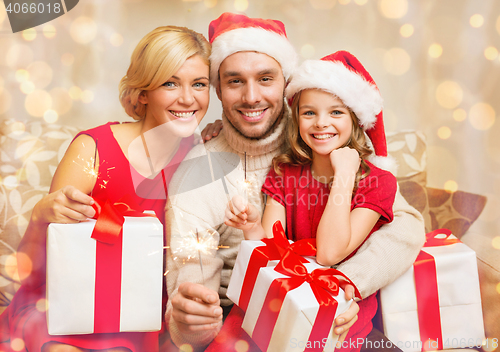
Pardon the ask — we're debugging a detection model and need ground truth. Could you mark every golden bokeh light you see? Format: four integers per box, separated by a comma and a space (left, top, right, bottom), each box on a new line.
400, 24, 414, 38
269, 298, 282, 312
354, 0, 367, 5
437, 126, 451, 139
5, 254, 18, 280
15, 69, 29, 82
453, 108, 467, 121
497, 282, 500, 294
309, 0, 336, 10
379, 0, 408, 19
44, 109, 59, 123
204, 0, 217, 7
3, 175, 18, 189
300, 44, 315, 59
36, 298, 49, 312
43, 24, 56, 38
179, 344, 193, 352
470, 14, 484, 28
81, 90, 95, 103
16, 251, 33, 281
27, 61, 53, 89
6, 44, 34, 69
235, 339, 250, 352
493, 237, 500, 250
483, 338, 499, 352
70, 16, 98, 44
383, 48, 411, 75
469, 103, 495, 130
50, 87, 73, 115
484, 46, 498, 61
110, 33, 124, 47
25, 90, 52, 117
20, 81, 36, 95
428, 43, 443, 58
11, 338, 25, 352
234, 0, 248, 12
69, 86, 83, 100
435, 81, 463, 109
338, 0, 350, 4
444, 180, 458, 193
0, 88, 12, 115
22, 28, 37, 41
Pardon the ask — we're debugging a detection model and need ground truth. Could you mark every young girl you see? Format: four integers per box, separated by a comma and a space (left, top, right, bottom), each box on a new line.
225, 51, 397, 349
0, 26, 211, 352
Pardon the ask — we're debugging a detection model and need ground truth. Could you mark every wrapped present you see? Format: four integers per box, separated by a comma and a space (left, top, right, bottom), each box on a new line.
46, 197, 164, 335
242, 250, 360, 352
227, 221, 316, 311
380, 229, 485, 352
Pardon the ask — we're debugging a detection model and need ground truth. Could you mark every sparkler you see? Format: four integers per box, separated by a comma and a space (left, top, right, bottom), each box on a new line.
73, 139, 112, 191
196, 229, 204, 284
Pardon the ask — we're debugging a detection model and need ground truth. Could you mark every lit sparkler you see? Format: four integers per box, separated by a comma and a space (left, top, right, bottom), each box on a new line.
72, 139, 112, 190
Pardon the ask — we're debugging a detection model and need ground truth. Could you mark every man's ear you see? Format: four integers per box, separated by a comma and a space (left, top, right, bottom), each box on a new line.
215, 84, 222, 102
138, 91, 148, 105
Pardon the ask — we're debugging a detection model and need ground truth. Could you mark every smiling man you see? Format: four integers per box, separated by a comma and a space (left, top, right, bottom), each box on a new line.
164, 12, 425, 352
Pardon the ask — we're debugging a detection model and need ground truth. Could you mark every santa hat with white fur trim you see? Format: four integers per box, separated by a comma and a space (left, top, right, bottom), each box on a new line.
208, 12, 298, 87
285, 50, 397, 173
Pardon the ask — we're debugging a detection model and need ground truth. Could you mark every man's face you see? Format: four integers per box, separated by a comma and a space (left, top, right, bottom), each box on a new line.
216, 51, 285, 139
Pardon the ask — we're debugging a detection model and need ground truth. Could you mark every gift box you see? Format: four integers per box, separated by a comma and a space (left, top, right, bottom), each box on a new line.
380, 229, 485, 352
227, 221, 316, 311
242, 251, 357, 352
46, 199, 164, 335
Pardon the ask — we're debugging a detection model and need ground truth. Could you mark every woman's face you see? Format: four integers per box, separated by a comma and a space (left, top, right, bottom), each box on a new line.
139, 54, 210, 138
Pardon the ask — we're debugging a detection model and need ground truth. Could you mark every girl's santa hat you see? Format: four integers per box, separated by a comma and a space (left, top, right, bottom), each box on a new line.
208, 12, 298, 87
285, 50, 397, 173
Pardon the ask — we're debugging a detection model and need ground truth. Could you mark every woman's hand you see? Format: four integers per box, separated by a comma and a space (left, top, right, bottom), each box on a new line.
329, 146, 360, 176
31, 185, 96, 226
200, 119, 223, 143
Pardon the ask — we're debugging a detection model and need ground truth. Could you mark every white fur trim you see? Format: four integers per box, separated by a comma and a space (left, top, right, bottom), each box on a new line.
367, 155, 398, 174
210, 27, 298, 87
285, 60, 383, 130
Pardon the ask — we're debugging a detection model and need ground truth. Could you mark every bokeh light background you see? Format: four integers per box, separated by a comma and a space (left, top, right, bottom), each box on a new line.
0, 0, 499, 248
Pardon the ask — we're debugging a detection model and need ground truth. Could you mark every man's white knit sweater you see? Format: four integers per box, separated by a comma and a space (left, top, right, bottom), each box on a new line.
165, 111, 426, 350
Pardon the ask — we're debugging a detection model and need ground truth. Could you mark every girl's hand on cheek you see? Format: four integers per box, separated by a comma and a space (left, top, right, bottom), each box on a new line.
329, 147, 360, 176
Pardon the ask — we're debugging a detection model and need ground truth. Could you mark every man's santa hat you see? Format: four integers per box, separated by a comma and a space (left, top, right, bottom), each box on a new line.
208, 12, 298, 87
285, 50, 397, 173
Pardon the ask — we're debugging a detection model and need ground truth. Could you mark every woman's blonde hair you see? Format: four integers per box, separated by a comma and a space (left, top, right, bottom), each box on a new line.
273, 90, 373, 190
119, 26, 211, 120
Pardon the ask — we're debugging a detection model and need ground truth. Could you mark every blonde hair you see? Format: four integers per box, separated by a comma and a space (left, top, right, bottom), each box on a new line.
119, 26, 211, 120
273, 90, 373, 190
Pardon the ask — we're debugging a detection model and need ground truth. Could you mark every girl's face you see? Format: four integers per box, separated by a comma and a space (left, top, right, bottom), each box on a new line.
298, 89, 353, 157
139, 54, 210, 137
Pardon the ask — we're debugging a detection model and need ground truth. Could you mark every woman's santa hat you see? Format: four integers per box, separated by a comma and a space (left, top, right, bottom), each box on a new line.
286, 50, 397, 173
208, 12, 298, 87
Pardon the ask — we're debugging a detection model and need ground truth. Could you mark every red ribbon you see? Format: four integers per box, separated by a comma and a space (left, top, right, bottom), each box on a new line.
239, 221, 316, 311
252, 249, 361, 352
414, 229, 460, 351
90, 195, 151, 333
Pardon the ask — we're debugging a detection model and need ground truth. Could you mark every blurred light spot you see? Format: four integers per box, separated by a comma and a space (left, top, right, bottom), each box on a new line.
5, 254, 18, 280
204, 0, 217, 7
483, 338, 499, 352
179, 344, 193, 352
310, 0, 336, 10
435, 81, 463, 109
11, 338, 25, 352
22, 28, 37, 41
400, 24, 414, 37
428, 43, 443, 58
10, 121, 26, 135
338, 0, 350, 4
15, 69, 29, 82
0, 88, 12, 115
16, 252, 32, 281
69, 86, 82, 100
43, 24, 56, 38
484, 46, 498, 60
61, 52, 75, 66
453, 108, 467, 121
354, 0, 367, 4
300, 44, 315, 58
493, 237, 500, 250
383, 48, 411, 75
25, 90, 52, 117
50, 87, 73, 115
110, 32, 123, 47
379, 0, 407, 19
81, 90, 94, 103
469, 103, 495, 130
36, 298, 48, 312
269, 298, 282, 312
235, 340, 250, 352
44, 109, 59, 123
444, 180, 458, 193
437, 126, 451, 139
234, 0, 248, 11
470, 14, 484, 28
20, 81, 35, 94
27, 61, 53, 89
70, 16, 98, 44
6, 44, 34, 69
496, 282, 500, 294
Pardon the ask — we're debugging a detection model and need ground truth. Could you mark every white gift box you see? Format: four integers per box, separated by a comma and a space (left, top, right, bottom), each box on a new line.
242, 262, 352, 352
46, 216, 163, 335
380, 237, 485, 352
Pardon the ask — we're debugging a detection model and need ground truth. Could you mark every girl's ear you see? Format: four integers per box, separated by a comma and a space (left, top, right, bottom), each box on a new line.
138, 91, 148, 105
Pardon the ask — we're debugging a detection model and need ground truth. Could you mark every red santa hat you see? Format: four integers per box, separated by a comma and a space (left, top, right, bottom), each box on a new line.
285, 50, 397, 173
208, 12, 298, 87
